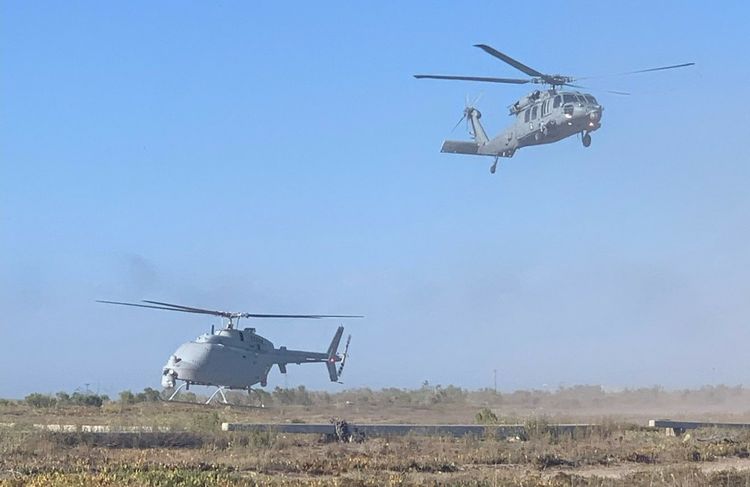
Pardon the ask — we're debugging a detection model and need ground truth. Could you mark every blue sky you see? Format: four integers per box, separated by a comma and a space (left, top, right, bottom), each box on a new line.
1, 1, 749, 398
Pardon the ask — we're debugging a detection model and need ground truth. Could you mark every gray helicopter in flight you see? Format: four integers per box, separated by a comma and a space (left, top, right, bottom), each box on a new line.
415, 44, 694, 173
98, 300, 361, 404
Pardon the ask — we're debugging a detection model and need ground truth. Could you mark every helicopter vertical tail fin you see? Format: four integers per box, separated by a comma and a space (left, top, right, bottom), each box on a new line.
325, 326, 344, 382
466, 107, 489, 145
441, 107, 488, 154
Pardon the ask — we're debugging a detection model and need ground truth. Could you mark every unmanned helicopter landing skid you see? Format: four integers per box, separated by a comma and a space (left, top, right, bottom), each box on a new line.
97, 299, 361, 406
415, 44, 694, 174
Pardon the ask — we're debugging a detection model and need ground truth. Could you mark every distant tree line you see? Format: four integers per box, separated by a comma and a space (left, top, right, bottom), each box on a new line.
217, 382, 469, 408
10, 384, 750, 410
118, 387, 162, 404
21, 387, 163, 408
24, 391, 110, 408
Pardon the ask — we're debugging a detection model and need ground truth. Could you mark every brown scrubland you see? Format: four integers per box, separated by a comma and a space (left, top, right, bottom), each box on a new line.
2, 384, 750, 486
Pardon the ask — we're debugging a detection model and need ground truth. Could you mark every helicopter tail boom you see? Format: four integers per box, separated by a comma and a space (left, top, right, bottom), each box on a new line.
271, 326, 347, 382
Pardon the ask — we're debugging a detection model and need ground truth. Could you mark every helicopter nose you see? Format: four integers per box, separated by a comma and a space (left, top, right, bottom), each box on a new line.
589, 110, 601, 121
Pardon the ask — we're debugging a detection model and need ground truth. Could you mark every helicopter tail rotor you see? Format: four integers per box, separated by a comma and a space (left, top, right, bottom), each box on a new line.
450, 94, 487, 142
337, 335, 352, 380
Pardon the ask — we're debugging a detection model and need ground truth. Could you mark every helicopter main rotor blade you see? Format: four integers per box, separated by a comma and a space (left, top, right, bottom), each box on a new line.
101, 299, 363, 320
575, 62, 695, 81
140, 300, 363, 320
563, 83, 631, 96
241, 313, 364, 319
473, 44, 545, 78
414, 74, 529, 84
603, 89, 631, 96
96, 300, 217, 315
142, 300, 234, 317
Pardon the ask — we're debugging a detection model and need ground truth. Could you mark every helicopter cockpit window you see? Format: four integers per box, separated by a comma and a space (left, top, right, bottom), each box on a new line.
584, 94, 597, 105
575, 95, 586, 105
531, 105, 538, 120
553, 95, 561, 108
524, 109, 530, 123
562, 94, 576, 104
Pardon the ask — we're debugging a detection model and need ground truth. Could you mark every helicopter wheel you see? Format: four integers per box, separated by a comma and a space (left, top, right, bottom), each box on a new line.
582, 132, 592, 148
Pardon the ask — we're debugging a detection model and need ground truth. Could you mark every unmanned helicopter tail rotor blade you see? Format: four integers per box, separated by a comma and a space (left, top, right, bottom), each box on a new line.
473, 44, 545, 78
337, 335, 352, 378
414, 74, 530, 84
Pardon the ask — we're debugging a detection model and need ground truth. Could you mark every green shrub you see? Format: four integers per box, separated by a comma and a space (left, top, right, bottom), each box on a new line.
119, 390, 136, 404
119, 387, 161, 404
475, 407, 498, 425
25, 393, 57, 408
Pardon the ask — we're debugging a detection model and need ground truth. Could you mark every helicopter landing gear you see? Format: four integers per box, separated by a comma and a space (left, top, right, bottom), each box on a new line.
205, 386, 229, 405
490, 156, 499, 174
582, 132, 592, 148
167, 382, 188, 401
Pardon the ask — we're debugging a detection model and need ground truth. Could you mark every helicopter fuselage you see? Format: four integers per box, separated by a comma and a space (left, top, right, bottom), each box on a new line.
161, 327, 339, 390
442, 89, 602, 167
441, 89, 604, 173
503, 89, 602, 150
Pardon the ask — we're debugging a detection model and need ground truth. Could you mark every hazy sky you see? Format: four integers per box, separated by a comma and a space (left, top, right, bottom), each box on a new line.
2, 2, 748, 398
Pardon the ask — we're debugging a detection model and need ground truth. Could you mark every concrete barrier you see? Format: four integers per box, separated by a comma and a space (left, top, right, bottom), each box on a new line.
30, 424, 171, 433
222, 422, 593, 438
649, 419, 750, 436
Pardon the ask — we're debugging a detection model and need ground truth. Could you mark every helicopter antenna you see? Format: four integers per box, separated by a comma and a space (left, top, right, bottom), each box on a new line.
97, 300, 363, 329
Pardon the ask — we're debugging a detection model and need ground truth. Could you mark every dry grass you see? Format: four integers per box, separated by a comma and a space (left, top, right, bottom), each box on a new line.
4, 420, 750, 485
5, 389, 750, 485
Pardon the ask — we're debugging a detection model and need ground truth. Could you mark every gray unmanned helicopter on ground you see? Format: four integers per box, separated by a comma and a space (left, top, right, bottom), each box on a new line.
415, 44, 694, 173
98, 300, 361, 404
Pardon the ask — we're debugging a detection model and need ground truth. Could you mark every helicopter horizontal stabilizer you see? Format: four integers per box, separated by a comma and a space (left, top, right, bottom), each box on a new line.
441, 140, 480, 155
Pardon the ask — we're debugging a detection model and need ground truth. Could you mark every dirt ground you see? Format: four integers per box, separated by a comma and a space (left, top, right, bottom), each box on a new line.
4, 387, 750, 486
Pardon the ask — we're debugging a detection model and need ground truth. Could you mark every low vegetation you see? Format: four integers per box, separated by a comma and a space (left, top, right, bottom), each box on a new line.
24, 391, 110, 408
4, 385, 750, 485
